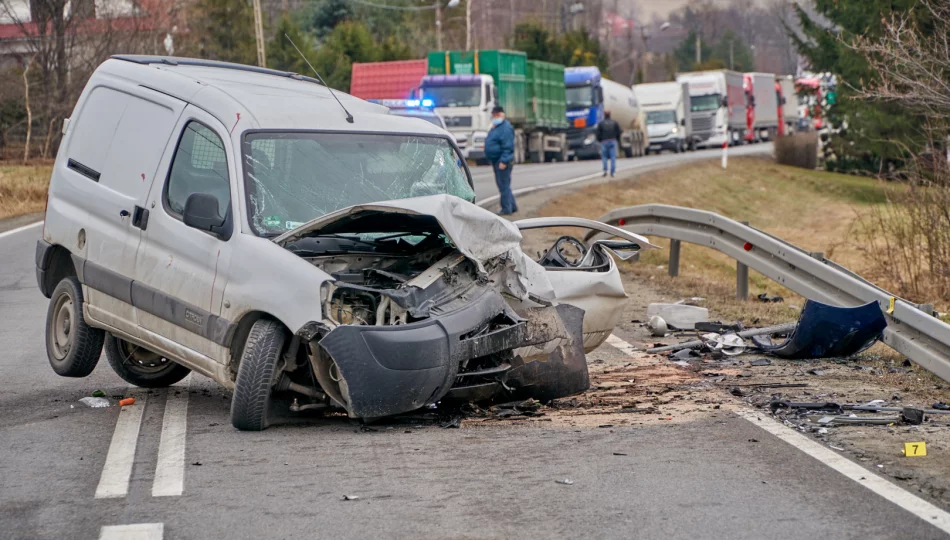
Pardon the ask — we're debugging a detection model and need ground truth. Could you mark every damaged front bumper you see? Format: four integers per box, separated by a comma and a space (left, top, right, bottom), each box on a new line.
309, 290, 588, 419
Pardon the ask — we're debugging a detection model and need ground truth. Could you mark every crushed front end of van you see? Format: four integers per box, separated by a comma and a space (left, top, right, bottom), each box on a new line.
276, 195, 596, 419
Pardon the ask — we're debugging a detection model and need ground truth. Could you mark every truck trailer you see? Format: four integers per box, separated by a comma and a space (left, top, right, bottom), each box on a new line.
676, 69, 745, 147
349, 59, 428, 101
634, 81, 692, 154
422, 50, 568, 163
745, 72, 780, 142
565, 67, 645, 160
776, 75, 799, 135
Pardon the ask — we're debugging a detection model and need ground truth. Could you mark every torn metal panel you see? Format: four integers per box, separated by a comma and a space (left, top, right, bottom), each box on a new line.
752, 300, 887, 359
276, 194, 556, 302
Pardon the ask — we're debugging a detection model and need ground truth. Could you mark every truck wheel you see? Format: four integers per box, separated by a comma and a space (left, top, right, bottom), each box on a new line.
104, 334, 191, 388
45, 276, 105, 378
231, 319, 288, 431
624, 146, 634, 158
529, 150, 542, 163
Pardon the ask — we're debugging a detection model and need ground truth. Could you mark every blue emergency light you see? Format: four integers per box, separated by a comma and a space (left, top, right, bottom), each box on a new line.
368, 99, 435, 109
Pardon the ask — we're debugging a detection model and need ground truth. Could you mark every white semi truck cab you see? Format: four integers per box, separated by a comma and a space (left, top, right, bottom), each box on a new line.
676, 70, 746, 148
419, 74, 496, 160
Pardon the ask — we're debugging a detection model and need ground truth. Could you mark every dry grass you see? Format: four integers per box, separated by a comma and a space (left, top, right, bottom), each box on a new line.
0, 163, 52, 220
538, 156, 898, 324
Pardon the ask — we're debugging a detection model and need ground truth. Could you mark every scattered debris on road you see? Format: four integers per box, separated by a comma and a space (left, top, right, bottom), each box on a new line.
78, 397, 109, 408
555, 479, 574, 485
646, 303, 709, 330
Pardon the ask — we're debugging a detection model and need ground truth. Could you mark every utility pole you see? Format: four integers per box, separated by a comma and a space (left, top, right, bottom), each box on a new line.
729, 39, 734, 70
436, 1, 444, 49
253, 0, 265, 67
695, 32, 701, 65
465, 0, 472, 50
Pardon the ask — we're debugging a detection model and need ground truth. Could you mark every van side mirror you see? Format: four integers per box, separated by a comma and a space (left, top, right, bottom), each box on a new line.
183, 193, 229, 239
721, 96, 729, 107
680, 118, 686, 126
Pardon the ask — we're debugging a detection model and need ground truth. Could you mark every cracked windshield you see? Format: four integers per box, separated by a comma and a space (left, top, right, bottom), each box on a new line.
242, 132, 473, 235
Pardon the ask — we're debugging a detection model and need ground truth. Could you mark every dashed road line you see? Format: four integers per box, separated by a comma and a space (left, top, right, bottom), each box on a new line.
95, 393, 147, 499
152, 378, 191, 497
99, 523, 164, 540
605, 332, 950, 536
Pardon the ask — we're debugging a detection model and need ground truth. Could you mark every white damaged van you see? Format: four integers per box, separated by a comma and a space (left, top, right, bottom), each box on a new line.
37, 56, 655, 430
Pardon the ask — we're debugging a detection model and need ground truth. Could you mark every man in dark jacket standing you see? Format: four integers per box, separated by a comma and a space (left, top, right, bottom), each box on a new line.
484, 106, 518, 215
596, 110, 623, 177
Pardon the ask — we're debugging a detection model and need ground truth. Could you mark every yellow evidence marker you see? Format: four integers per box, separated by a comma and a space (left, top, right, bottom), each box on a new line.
903, 442, 927, 457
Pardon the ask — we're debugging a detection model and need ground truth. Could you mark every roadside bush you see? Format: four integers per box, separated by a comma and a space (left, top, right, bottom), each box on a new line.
774, 132, 818, 170
854, 156, 950, 303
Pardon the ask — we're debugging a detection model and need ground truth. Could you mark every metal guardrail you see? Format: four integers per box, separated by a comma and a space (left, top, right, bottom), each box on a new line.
584, 204, 950, 383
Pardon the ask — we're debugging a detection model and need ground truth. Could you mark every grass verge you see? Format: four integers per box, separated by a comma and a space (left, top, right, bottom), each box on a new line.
0, 163, 52, 220
538, 156, 900, 325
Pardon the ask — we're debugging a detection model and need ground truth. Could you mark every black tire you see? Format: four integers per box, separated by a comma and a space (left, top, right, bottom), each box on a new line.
624, 146, 634, 158
45, 276, 105, 377
231, 319, 288, 431
104, 334, 191, 388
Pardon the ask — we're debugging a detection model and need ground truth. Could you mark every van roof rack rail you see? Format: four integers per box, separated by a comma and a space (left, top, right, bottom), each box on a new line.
110, 55, 323, 86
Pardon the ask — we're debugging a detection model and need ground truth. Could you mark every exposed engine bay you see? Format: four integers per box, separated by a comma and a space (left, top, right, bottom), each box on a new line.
269, 195, 654, 419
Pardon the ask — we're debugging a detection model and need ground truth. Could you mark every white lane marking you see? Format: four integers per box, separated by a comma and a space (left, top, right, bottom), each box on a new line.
99, 523, 163, 540
478, 172, 603, 207
0, 220, 42, 240
605, 333, 640, 356
603, 334, 950, 535
152, 378, 191, 497
95, 394, 147, 499
738, 410, 950, 535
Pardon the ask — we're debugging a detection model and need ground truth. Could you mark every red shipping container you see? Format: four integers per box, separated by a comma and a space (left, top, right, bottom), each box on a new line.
349, 59, 428, 100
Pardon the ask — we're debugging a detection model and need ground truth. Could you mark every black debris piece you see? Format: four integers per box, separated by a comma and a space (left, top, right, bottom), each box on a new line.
750, 358, 772, 367
757, 293, 785, 303
900, 408, 924, 425
807, 369, 827, 376
934, 402, 950, 410
730, 387, 746, 397
695, 321, 744, 334
440, 416, 462, 429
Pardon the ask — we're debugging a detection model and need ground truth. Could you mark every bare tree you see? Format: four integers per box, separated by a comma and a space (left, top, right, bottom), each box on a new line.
850, 0, 950, 120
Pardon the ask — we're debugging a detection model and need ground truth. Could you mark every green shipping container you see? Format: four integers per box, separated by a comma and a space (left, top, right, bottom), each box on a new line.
526, 60, 568, 130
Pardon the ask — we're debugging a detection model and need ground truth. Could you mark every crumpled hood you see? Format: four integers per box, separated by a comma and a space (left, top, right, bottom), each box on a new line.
275, 194, 557, 301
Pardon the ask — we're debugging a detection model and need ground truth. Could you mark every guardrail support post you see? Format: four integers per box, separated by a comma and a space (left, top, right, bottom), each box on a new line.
669, 240, 681, 277
737, 220, 750, 300
737, 261, 749, 300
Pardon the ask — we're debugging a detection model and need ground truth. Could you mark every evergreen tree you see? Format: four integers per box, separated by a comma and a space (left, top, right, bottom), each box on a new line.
186, 0, 257, 65
790, 0, 928, 172
309, 0, 353, 38
267, 16, 320, 75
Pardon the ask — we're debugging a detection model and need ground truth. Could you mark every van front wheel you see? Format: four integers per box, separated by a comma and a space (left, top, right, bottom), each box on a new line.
231, 319, 288, 431
104, 335, 191, 387
45, 277, 105, 377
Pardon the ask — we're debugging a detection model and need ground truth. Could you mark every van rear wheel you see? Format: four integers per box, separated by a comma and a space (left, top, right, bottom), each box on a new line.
45, 276, 105, 377
231, 319, 288, 431
104, 334, 191, 387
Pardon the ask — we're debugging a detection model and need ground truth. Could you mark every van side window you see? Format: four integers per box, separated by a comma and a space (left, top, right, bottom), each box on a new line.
165, 122, 231, 219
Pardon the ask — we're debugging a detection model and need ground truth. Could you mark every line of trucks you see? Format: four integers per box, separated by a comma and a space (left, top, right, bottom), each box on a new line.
349, 51, 799, 163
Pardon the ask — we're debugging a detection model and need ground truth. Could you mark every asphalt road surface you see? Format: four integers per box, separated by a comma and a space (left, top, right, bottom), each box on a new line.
3, 146, 949, 540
